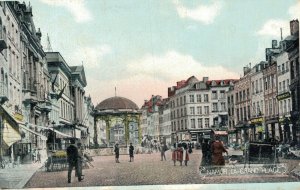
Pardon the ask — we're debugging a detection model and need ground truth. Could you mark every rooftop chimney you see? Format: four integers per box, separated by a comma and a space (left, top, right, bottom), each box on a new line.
290, 19, 299, 36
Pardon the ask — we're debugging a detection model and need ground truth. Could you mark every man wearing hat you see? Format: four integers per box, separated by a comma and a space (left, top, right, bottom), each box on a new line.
129, 143, 134, 162
66, 139, 83, 183
114, 143, 120, 163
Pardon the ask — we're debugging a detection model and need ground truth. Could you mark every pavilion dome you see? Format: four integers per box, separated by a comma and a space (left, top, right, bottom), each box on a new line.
95, 96, 139, 111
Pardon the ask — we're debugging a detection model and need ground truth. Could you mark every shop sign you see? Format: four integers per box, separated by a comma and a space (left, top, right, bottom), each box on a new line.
251, 117, 263, 124
277, 92, 291, 101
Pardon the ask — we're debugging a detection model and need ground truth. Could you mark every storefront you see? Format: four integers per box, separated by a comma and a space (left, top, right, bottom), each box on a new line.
0, 105, 21, 163
250, 117, 264, 141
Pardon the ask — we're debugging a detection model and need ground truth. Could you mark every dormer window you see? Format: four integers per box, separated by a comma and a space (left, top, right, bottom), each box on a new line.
212, 81, 216, 86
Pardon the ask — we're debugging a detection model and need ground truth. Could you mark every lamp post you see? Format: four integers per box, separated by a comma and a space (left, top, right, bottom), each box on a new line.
52, 121, 55, 151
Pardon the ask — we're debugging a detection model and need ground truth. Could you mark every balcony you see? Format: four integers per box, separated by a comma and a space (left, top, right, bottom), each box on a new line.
0, 82, 8, 104
23, 91, 38, 104
38, 101, 52, 113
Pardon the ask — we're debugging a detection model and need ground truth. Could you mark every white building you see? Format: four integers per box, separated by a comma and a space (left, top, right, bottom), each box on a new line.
276, 51, 292, 142
168, 76, 236, 144
250, 62, 266, 141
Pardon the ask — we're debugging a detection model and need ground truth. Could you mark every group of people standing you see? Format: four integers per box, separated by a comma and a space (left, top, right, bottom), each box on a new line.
114, 143, 135, 163
171, 142, 192, 166
201, 135, 228, 167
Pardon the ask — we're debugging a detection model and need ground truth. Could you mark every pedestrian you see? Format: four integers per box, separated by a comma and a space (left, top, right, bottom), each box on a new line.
129, 143, 134, 162
201, 139, 211, 166
37, 150, 41, 163
172, 143, 183, 166
75, 142, 84, 179
211, 135, 228, 166
114, 143, 120, 163
66, 139, 83, 183
188, 141, 193, 154
182, 143, 189, 166
160, 143, 167, 161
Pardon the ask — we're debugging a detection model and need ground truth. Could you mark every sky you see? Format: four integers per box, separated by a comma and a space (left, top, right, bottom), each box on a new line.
23, 0, 300, 107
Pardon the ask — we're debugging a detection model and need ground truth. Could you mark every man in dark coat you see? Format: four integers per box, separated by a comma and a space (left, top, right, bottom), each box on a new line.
114, 143, 120, 163
66, 139, 83, 183
129, 143, 134, 162
160, 143, 168, 161
201, 139, 211, 166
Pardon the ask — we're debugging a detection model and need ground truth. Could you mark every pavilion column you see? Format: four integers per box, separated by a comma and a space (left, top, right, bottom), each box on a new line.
93, 117, 98, 148
105, 118, 111, 146
124, 115, 130, 146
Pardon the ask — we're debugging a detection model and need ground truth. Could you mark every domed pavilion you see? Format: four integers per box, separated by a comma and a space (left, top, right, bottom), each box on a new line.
93, 96, 141, 147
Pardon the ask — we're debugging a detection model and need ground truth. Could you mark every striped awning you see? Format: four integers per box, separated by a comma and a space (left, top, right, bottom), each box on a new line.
3, 119, 21, 147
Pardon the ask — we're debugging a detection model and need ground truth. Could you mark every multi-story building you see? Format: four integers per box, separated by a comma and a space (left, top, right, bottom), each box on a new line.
249, 62, 266, 141
234, 66, 251, 144
0, 2, 51, 163
158, 98, 171, 145
264, 42, 280, 141
141, 95, 162, 142
287, 20, 299, 144
169, 76, 236, 144
276, 48, 292, 142
46, 52, 87, 150
227, 86, 236, 144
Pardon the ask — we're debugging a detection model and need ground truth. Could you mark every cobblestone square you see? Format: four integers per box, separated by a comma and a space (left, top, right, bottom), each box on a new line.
25, 150, 299, 188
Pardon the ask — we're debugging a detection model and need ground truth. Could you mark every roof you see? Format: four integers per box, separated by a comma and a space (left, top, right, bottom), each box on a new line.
95, 96, 139, 111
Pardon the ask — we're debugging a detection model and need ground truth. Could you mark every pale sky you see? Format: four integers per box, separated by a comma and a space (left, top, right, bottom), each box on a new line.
23, 0, 299, 107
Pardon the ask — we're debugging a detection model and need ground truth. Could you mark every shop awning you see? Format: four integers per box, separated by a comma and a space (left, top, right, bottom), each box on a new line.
19, 124, 47, 141
3, 119, 21, 147
48, 128, 72, 138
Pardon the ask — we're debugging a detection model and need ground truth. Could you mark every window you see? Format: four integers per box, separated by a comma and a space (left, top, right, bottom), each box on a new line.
283, 81, 286, 91
189, 95, 194, 103
269, 100, 272, 116
196, 94, 201, 102
205, 118, 209, 128
197, 106, 202, 115
191, 119, 195, 128
212, 103, 218, 112
252, 82, 255, 94
212, 91, 217, 99
220, 91, 225, 99
198, 118, 203, 128
184, 108, 187, 116
282, 63, 285, 72
288, 99, 291, 111
279, 82, 282, 92
221, 102, 226, 112
190, 107, 195, 115
204, 106, 209, 115
253, 102, 256, 114
259, 78, 262, 92
284, 100, 287, 114
181, 120, 183, 130
204, 94, 209, 102
180, 97, 182, 105
184, 96, 186, 104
